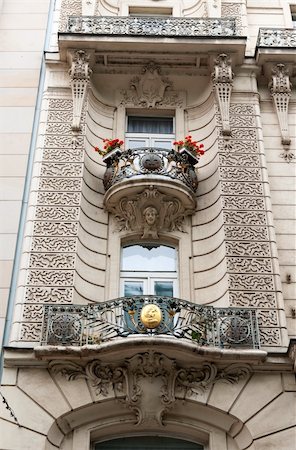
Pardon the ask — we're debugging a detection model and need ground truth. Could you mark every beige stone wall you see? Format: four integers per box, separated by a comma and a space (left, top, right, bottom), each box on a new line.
0, 0, 50, 345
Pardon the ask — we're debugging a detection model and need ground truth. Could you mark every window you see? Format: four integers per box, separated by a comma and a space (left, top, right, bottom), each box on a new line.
291, 6, 296, 28
95, 436, 203, 449
126, 115, 175, 150
121, 244, 178, 297
129, 6, 173, 17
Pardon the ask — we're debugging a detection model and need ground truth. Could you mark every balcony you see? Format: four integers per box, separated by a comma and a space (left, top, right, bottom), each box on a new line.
40, 296, 260, 349
102, 147, 198, 229
58, 16, 246, 64
67, 16, 237, 37
256, 28, 296, 65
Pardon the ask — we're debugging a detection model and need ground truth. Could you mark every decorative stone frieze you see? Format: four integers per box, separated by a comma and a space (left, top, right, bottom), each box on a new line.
67, 16, 237, 37
229, 274, 274, 290
229, 291, 277, 308
43, 148, 84, 162
259, 328, 281, 346
219, 153, 260, 167
257, 28, 296, 47
222, 196, 265, 210
40, 163, 83, 177
50, 351, 251, 425
27, 270, 75, 286
221, 2, 243, 35
221, 182, 264, 196
37, 191, 81, 206
69, 49, 92, 132
33, 222, 79, 236
218, 139, 259, 153
22, 304, 44, 321
212, 54, 233, 136
223, 211, 267, 226
24, 287, 73, 304
225, 226, 268, 241
20, 323, 43, 341
29, 254, 76, 269
31, 237, 77, 252
269, 64, 294, 160
44, 134, 84, 148
226, 241, 271, 257
59, 0, 82, 32
227, 257, 273, 273
39, 178, 83, 191
35, 206, 80, 221
220, 167, 262, 181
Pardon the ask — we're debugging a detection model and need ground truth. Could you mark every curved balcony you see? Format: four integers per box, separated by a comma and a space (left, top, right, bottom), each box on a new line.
102, 147, 198, 231
40, 296, 260, 349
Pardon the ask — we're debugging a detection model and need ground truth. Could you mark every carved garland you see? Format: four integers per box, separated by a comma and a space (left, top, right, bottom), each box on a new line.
50, 351, 251, 426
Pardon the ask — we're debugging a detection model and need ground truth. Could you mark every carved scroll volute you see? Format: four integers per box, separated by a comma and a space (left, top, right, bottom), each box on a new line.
212, 54, 234, 136
69, 49, 93, 132
269, 64, 292, 148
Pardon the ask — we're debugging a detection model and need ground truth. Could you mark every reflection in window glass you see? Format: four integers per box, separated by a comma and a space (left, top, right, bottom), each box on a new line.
154, 281, 174, 296
124, 281, 143, 296
122, 245, 176, 272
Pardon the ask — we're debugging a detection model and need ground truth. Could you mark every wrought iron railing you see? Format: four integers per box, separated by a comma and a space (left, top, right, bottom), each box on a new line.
66, 16, 237, 38
103, 147, 199, 192
257, 28, 296, 47
40, 296, 260, 349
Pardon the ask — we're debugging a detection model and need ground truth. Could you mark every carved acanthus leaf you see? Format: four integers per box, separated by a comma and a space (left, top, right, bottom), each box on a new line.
49, 351, 251, 425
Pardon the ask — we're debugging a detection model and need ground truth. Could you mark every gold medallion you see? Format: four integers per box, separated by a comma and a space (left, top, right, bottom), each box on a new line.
140, 304, 162, 329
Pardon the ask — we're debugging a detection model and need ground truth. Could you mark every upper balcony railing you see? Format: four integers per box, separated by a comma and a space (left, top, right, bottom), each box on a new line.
40, 296, 260, 349
257, 28, 296, 47
66, 16, 237, 38
103, 147, 199, 193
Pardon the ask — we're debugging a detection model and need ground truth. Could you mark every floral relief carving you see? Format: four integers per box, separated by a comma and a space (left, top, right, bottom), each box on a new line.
229, 274, 274, 290
37, 192, 81, 206
223, 211, 267, 226
44, 135, 84, 148
29, 254, 76, 269
27, 270, 75, 286
50, 351, 250, 425
259, 328, 281, 346
218, 140, 259, 153
221, 182, 263, 196
220, 128, 257, 140
33, 222, 79, 236
20, 323, 42, 341
42, 148, 83, 162
228, 104, 254, 115
227, 257, 272, 274
226, 241, 271, 257
220, 167, 262, 182
35, 206, 80, 221
229, 291, 276, 308
39, 178, 82, 191
24, 287, 73, 303
40, 163, 83, 177
222, 196, 265, 210
31, 237, 77, 252
59, 0, 82, 32
22, 305, 44, 321
219, 153, 260, 167
225, 226, 268, 241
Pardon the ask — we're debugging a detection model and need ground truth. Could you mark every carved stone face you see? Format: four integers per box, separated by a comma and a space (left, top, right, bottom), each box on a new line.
140, 304, 162, 329
143, 206, 158, 226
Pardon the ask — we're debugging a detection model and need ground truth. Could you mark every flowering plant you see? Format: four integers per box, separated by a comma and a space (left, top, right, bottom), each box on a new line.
173, 135, 205, 156
94, 138, 124, 156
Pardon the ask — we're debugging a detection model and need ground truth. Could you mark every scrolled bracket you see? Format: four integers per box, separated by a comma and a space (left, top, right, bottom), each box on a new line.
68, 49, 93, 133
269, 64, 293, 157
212, 54, 234, 136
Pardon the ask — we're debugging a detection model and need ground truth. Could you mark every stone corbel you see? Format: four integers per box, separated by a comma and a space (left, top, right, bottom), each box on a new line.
212, 54, 234, 136
68, 49, 93, 133
269, 64, 293, 160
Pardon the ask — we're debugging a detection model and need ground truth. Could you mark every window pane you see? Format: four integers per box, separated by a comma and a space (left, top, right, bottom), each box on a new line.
127, 116, 173, 134
153, 138, 174, 149
124, 281, 143, 296
122, 245, 176, 271
95, 436, 203, 449
154, 281, 174, 296
127, 139, 148, 149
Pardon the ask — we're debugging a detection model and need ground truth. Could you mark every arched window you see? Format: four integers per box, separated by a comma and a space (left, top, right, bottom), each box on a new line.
94, 436, 203, 449
120, 244, 178, 297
